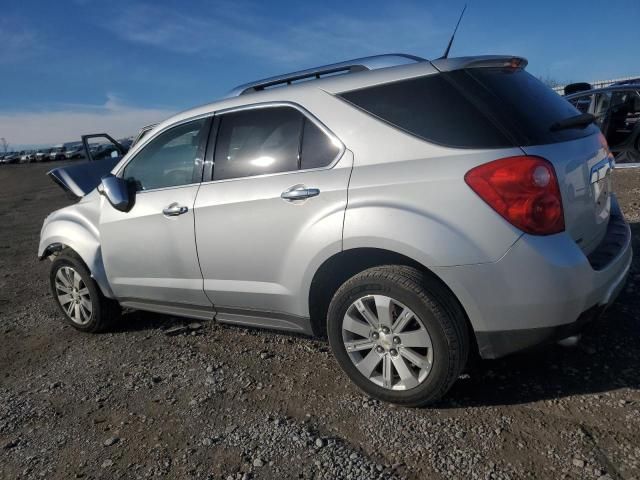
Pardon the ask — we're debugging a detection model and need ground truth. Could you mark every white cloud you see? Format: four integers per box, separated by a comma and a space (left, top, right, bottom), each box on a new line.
0, 96, 174, 148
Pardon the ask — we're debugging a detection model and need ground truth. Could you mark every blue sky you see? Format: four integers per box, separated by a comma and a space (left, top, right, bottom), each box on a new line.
1, 0, 639, 148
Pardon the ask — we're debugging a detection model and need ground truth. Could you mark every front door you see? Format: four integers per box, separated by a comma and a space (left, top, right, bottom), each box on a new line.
193, 104, 351, 331
100, 117, 213, 317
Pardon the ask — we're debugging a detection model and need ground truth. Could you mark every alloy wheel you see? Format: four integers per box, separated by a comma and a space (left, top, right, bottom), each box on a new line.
54, 266, 92, 325
341, 295, 433, 391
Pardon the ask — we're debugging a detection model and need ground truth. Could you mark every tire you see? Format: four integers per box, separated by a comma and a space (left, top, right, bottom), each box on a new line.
327, 266, 469, 407
49, 249, 120, 332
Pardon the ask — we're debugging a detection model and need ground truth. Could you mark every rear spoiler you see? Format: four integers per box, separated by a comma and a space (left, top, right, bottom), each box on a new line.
431, 55, 528, 72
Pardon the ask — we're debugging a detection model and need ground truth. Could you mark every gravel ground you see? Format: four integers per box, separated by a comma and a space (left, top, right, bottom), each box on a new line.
0, 162, 638, 480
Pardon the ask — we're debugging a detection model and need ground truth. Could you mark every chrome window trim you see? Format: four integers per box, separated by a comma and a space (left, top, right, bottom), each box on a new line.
115, 101, 346, 193
115, 112, 214, 194
201, 101, 346, 186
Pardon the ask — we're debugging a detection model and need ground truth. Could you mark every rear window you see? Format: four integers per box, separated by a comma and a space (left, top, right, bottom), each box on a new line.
339, 74, 513, 148
456, 68, 598, 144
339, 68, 598, 148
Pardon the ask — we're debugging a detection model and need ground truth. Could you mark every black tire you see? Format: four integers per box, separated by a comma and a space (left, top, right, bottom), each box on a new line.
327, 265, 469, 407
49, 249, 120, 333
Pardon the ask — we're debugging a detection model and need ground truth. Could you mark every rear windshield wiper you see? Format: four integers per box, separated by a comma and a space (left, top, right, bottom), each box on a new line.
549, 113, 595, 132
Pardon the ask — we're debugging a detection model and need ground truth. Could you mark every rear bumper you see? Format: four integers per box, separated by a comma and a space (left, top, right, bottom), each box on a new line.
474, 304, 606, 359
433, 195, 632, 359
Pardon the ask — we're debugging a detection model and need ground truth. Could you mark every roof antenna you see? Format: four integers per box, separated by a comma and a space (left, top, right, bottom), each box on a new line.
440, 4, 467, 59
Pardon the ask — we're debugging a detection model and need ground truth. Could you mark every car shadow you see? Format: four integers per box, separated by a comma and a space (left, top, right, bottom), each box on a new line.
440, 221, 639, 408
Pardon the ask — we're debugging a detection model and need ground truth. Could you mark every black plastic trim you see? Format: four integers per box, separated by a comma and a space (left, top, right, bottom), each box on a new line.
476, 305, 605, 359
587, 197, 632, 270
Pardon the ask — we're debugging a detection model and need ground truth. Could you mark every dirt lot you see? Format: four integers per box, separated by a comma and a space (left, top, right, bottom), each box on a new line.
0, 162, 638, 480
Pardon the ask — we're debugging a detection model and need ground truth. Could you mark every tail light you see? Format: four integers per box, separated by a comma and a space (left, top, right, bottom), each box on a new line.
464, 156, 564, 235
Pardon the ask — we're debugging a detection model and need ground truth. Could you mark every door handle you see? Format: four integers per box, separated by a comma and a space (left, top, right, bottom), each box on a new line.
281, 186, 320, 201
162, 203, 189, 216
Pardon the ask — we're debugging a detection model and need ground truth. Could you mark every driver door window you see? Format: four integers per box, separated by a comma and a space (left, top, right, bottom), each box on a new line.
123, 118, 207, 191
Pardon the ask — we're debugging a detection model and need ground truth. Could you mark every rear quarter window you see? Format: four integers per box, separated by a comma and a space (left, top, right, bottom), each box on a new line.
339, 74, 514, 149
339, 68, 598, 148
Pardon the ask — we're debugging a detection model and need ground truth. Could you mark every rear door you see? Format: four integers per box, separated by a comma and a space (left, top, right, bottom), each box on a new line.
193, 104, 350, 330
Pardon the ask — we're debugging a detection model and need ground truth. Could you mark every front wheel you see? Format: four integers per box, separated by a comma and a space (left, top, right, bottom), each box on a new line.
50, 250, 120, 332
327, 266, 469, 407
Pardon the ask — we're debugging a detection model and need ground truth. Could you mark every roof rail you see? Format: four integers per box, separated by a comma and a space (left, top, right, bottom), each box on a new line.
226, 53, 427, 97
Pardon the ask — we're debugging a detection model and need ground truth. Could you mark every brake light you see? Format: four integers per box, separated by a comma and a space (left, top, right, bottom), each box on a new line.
465, 156, 565, 235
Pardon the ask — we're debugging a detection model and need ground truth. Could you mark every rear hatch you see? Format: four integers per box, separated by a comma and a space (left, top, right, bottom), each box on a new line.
522, 134, 611, 254
439, 64, 611, 254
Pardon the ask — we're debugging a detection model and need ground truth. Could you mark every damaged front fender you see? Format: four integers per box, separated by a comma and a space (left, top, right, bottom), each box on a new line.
38, 196, 115, 299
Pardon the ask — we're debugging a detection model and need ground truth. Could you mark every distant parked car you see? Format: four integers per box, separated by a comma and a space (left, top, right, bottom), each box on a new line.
566, 83, 640, 164
49, 146, 67, 161
64, 146, 84, 160
35, 148, 52, 162
3, 152, 20, 164
20, 150, 36, 163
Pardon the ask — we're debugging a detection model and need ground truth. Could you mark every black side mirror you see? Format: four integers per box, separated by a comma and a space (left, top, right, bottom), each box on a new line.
97, 174, 133, 212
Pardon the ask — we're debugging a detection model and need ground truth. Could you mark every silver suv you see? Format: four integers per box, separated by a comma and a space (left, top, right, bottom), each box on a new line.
39, 54, 632, 406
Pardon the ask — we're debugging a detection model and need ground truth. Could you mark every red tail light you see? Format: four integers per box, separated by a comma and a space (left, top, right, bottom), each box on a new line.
464, 156, 565, 235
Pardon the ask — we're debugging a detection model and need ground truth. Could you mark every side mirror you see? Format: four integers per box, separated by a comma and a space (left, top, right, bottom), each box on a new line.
98, 174, 133, 212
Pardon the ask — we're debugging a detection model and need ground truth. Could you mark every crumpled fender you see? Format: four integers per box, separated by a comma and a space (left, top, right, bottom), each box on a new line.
38, 196, 115, 298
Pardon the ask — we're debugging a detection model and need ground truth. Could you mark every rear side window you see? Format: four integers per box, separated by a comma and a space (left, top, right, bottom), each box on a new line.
300, 118, 340, 169
213, 106, 341, 180
214, 107, 302, 181
339, 74, 513, 148
340, 69, 598, 148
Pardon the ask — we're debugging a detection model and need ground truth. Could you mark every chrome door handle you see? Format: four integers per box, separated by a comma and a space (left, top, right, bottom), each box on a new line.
162, 203, 188, 216
281, 186, 320, 201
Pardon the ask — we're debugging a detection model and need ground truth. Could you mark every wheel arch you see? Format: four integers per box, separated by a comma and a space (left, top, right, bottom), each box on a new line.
39, 217, 114, 299
308, 247, 477, 353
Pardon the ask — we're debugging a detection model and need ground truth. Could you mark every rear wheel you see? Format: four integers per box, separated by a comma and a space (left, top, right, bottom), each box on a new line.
50, 250, 120, 332
327, 266, 469, 407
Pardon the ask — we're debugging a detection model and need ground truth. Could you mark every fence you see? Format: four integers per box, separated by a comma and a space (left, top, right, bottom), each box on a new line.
553, 76, 639, 94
